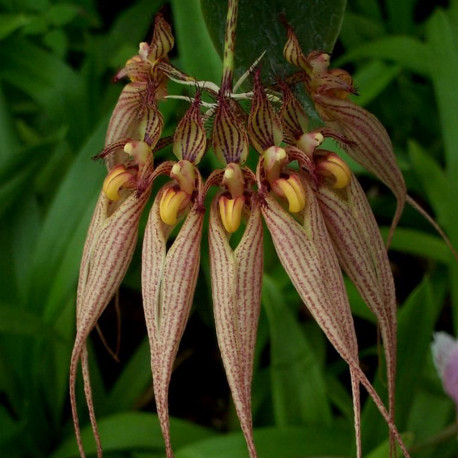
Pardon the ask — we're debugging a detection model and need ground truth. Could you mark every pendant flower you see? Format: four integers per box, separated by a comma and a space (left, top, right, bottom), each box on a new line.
69, 7, 426, 458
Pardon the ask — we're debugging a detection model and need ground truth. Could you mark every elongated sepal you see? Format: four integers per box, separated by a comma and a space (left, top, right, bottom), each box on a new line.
261, 189, 409, 457
142, 191, 204, 458
71, 189, 151, 457
316, 175, 397, 431
248, 71, 283, 154
212, 97, 249, 165
173, 97, 207, 164
314, 95, 406, 243
209, 196, 263, 458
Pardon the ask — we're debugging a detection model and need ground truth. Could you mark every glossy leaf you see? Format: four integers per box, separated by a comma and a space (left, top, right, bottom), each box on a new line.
51, 412, 216, 458
175, 424, 352, 458
201, 0, 347, 82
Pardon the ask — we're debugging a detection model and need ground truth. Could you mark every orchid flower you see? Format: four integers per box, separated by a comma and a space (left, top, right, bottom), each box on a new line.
71, 3, 416, 458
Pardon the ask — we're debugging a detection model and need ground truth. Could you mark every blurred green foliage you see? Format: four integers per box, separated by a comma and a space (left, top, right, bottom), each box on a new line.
0, 0, 457, 456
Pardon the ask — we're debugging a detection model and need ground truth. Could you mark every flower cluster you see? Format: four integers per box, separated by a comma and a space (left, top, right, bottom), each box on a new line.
71, 9, 411, 458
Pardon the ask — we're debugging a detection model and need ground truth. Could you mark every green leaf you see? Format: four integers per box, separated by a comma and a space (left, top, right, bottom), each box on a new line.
336, 35, 429, 76
51, 412, 216, 458
103, 338, 152, 414
379, 227, 451, 264
0, 13, 31, 40
175, 424, 352, 458
262, 275, 332, 426
427, 9, 458, 174
0, 36, 89, 147
201, 0, 347, 82
365, 433, 413, 458
350, 61, 400, 106
25, 118, 106, 318
361, 278, 438, 448
171, 0, 221, 82
408, 140, 449, 221
44, 4, 79, 27
426, 8, 458, 332
0, 301, 62, 338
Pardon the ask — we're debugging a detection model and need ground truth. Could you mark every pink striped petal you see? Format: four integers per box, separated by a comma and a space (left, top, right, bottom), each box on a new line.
316, 175, 398, 431
71, 189, 151, 457
315, 94, 406, 243
208, 196, 263, 458
142, 188, 204, 458
261, 188, 409, 457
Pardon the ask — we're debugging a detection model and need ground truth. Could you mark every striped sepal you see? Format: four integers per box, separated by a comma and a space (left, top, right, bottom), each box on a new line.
208, 196, 263, 458
142, 188, 204, 458
173, 97, 207, 164
262, 189, 409, 457
317, 175, 397, 434
149, 13, 175, 63
71, 188, 151, 458
212, 98, 249, 165
248, 71, 283, 154
315, 94, 406, 243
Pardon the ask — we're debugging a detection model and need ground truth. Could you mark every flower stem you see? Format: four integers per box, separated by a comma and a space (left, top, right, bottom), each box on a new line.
221, 0, 239, 94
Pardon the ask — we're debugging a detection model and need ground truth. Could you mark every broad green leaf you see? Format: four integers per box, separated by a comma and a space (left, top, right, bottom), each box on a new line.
0, 405, 24, 446
325, 373, 353, 421
51, 412, 216, 458
0, 36, 89, 147
408, 140, 448, 221
427, 8, 458, 331
379, 227, 451, 264
339, 12, 385, 49
350, 61, 400, 106
103, 338, 152, 414
0, 13, 31, 40
336, 35, 429, 76
25, 118, 107, 318
201, 0, 347, 82
362, 278, 437, 448
385, 0, 417, 33
171, 0, 221, 82
0, 301, 61, 338
263, 275, 332, 427
44, 4, 79, 27
365, 433, 413, 458
0, 83, 19, 161
175, 424, 352, 458
407, 388, 455, 458
427, 10, 458, 174
93, 0, 164, 76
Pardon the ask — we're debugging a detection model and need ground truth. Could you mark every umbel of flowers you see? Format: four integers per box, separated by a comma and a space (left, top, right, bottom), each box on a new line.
71, 3, 411, 458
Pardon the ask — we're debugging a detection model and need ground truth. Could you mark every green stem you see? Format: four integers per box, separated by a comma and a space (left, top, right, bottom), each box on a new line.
221, 0, 239, 94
